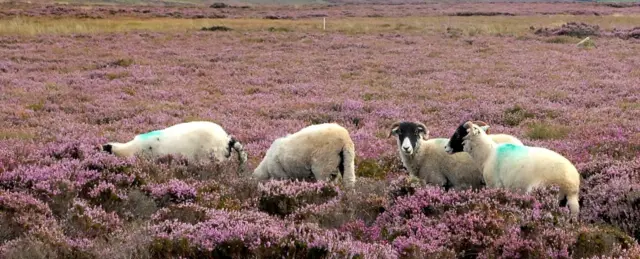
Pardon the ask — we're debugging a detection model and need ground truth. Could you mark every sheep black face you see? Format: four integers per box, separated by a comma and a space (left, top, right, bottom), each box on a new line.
444, 122, 470, 154
445, 121, 489, 154
101, 144, 114, 154
389, 122, 428, 156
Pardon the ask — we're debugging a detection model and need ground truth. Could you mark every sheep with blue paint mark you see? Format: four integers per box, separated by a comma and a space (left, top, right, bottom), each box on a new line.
100, 121, 247, 168
251, 123, 356, 188
444, 121, 581, 216
389, 121, 524, 191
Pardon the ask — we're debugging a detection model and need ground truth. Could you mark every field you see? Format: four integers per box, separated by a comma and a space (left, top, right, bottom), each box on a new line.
1, 1, 640, 258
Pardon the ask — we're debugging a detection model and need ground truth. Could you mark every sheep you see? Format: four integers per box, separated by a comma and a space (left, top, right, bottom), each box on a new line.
388, 121, 524, 191
251, 123, 356, 188
100, 121, 248, 169
445, 120, 523, 153
444, 121, 581, 216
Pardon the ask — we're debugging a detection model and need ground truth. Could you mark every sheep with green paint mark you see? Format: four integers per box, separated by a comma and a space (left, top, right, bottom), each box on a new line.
389, 121, 524, 191
100, 121, 247, 168
444, 121, 581, 216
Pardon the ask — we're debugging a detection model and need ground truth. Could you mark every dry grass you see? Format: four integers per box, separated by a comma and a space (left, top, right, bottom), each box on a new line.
2, 14, 640, 36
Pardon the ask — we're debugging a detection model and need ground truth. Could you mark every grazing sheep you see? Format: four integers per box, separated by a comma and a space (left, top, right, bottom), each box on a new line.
389, 121, 524, 191
100, 121, 248, 167
251, 123, 356, 188
444, 121, 581, 216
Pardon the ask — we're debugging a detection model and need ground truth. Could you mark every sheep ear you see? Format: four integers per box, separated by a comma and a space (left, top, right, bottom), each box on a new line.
415, 123, 428, 140
469, 125, 482, 136
388, 122, 400, 138
422, 130, 430, 140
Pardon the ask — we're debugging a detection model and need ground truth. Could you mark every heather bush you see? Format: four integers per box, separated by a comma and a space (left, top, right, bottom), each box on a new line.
534, 22, 601, 38
372, 186, 637, 258
65, 199, 122, 239
579, 157, 640, 241
386, 175, 424, 203
149, 209, 398, 258
289, 178, 388, 228
151, 203, 209, 224
502, 105, 535, 126
258, 180, 340, 218
571, 225, 638, 259
0, 191, 57, 242
196, 178, 260, 211
201, 26, 232, 32
143, 179, 197, 207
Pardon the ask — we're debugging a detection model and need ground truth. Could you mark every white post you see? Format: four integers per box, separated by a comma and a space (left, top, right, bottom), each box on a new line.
576, 36, 590, 47
323, 17, 326, 31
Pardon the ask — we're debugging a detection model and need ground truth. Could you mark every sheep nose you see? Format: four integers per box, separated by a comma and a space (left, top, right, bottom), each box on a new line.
403, 146, 410, 151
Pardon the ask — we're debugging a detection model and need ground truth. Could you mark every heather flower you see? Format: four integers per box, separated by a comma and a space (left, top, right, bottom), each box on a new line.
258, 180, 340, 217
150, 209, 398, 258
143, 179, 197, 206
371, 186, 609, 257
0, 191, 57, 242
151, 203, 208, 224
66, 199, 123, 239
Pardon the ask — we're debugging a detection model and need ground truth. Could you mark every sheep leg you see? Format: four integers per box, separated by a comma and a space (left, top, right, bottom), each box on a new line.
566, 193, 580, 216
340, 146, 356, 189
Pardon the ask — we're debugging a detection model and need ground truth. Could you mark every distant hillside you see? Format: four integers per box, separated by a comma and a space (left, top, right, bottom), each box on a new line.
3, 0, 639, 7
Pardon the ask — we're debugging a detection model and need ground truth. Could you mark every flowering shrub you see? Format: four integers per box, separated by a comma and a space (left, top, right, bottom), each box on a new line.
258, 180, 340, 217
579, 157, 640, 241
386, 175, 425, 203
66, 199, 123, 239
0, 191, 57, 242
290, 177, 389, 228
196, 179, 258, 211
151, 203, 209, 224
143, 179, 197, 206
373, 187, 636, 258
150, 209, 398, 258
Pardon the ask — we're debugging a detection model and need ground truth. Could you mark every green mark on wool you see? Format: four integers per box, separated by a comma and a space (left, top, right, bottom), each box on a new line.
434, 138, 448, 147
495, 143, 528, 174
138, 130, 162, 140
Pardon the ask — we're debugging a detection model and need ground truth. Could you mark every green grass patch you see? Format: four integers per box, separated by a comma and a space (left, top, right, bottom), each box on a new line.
526, 122, 569, 140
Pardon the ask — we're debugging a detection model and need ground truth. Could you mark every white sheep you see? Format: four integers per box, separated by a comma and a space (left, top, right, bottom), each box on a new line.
100, 121, 248, 167
388, 121, 524, 191
444, 121, 581, 216
251, 123, 356, 188
444, 120, 523, 155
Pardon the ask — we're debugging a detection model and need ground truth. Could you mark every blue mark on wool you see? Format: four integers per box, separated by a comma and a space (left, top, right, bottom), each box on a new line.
138, 130, 162, 140
495, 143, 528, 174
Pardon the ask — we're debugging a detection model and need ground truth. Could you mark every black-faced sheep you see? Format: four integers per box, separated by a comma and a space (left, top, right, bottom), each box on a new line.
251, 123, 356, 188
389, 121, 523, 191
444, 121, 581, 216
